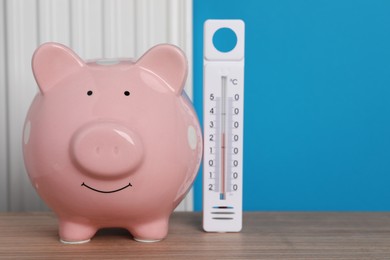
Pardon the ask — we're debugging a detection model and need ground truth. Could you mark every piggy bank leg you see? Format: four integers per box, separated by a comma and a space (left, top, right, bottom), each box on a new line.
59, 220, 97, 244
129, 217, 169, 242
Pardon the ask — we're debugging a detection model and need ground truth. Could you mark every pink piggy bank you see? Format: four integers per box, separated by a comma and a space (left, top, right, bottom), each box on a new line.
23, 43, 202, 244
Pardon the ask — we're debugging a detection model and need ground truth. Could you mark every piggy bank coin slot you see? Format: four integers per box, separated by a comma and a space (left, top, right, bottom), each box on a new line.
95, 59, 120, 65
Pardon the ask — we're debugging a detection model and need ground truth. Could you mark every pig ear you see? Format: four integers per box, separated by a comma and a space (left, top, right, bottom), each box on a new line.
136, 44, 187, 95
32, 42, 85, 94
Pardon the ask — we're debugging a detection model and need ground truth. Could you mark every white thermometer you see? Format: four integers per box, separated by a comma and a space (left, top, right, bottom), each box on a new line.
203, 19, 245, 232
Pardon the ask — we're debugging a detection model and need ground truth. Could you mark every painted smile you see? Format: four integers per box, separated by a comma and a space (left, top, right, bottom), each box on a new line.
81, 182, 132, 193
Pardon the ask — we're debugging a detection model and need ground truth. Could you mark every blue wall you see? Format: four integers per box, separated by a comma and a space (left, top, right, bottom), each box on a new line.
193, 0, 390, 211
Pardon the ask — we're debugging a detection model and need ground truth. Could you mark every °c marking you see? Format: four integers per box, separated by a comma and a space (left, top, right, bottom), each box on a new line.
81, 182, 132, 194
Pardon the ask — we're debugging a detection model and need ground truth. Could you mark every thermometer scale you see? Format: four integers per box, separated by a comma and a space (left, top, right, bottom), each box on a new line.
203, 20, 245, 232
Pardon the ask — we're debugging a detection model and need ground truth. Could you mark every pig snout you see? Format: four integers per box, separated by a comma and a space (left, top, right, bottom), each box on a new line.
70, 122, 143, 179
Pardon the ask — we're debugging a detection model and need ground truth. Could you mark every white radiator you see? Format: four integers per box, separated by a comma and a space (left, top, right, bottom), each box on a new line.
0, 0, 193, 211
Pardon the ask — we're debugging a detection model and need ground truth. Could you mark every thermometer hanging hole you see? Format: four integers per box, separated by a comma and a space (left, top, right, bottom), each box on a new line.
212, 27, 237, 53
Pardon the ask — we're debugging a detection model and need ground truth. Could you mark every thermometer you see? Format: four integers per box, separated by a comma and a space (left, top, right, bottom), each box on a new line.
203, 19, 245, 232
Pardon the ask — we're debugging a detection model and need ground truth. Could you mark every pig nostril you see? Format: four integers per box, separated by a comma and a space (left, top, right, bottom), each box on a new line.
114, 146, 119, 155
95, 146, 100, 155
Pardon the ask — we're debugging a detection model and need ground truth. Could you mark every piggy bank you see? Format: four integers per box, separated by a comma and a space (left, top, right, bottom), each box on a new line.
23, 43, 202, 244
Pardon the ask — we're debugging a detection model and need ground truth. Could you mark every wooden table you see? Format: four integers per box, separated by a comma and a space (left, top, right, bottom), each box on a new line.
0, 212, 390, 259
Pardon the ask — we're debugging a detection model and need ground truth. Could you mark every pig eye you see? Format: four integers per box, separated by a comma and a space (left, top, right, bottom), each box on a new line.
124, 91, 130, 96
87, 90, 93, 96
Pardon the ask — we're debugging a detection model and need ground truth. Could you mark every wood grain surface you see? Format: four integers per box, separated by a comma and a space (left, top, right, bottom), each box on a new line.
0, 212, 390, 259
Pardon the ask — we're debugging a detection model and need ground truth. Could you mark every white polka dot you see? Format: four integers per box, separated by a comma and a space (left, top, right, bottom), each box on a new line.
187, 126, 197, 150
24, 121, 31, 145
